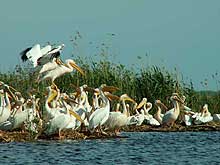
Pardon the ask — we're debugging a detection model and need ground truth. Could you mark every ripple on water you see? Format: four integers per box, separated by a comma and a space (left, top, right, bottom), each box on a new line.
0, 132, 220, 164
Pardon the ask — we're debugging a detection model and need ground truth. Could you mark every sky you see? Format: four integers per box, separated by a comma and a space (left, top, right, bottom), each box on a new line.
0, 0, 220, 91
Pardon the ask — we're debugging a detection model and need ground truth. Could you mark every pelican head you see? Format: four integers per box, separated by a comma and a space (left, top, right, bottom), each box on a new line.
170, 95, 184, 104
136, 98, 147, 109
68, 60, 85, 76
120, 94, 136, 103
155, 99, 168, 110
203, 104, 208, 110
0, 81, 4, 86
146, 102, 152, 109
104, 92, 120, 101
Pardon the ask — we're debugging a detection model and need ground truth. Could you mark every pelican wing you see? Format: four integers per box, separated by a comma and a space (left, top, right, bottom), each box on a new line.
20, 44, 42, 67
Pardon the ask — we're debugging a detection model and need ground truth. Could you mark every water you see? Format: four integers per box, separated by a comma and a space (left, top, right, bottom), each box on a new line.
0, 132, 220, 164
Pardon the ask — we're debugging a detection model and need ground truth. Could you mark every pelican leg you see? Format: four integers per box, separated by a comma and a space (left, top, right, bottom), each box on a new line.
114, 128, 120, 136
100, 126, 108, 136
58, 129, 64, 140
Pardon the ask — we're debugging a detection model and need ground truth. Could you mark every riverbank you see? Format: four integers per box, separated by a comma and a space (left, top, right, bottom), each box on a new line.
1, 122, 220, 143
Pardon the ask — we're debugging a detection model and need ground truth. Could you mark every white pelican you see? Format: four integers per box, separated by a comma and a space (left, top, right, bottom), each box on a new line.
126, 103, 139, 125
0, 96, 40, 132
136, 98, 160, 126
104, 94, 136, 135
193, 104, 213, 125
20, 43, 64, 67
0, 89, 11, 125
0, 82, 16, 126
135, 109, 145, 126
73, 85, 92, 129
37, 59, 84, 86
88, 85, 117, 134
44, 85, 84, 137
154, 100, 167, 124
162, 93, 185, 127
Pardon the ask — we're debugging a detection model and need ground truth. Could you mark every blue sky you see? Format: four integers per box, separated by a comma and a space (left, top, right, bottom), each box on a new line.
0, 0, 220, 90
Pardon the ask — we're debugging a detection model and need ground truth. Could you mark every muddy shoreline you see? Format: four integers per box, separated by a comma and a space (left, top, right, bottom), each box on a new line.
1, 123, 220, 143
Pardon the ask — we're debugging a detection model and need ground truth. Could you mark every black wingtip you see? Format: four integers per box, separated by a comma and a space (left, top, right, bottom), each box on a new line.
50, 51, 60, 59
20, 47, 32, 62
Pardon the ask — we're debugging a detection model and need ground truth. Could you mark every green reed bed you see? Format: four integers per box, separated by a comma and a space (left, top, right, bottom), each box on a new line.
0, 55, 220, 114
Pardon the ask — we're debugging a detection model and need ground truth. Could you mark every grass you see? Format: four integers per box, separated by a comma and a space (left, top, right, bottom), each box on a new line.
1, 55, 220, 115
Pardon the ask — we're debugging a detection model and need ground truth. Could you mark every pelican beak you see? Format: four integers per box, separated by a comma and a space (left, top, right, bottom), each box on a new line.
69, 110, 84, 123
159, 102, 168, 111
102, 86, 120, 93
70, 62, 85, 76
65, 97, 79, 104
55, 58, 64, 65
175, 96, 185, 105
125, 97, 136, 104
137, 99, 146, 109
9, 86, 17, 92
47, 91, 57, 103
84, 86, 96, 93
7, 88, 17, 101
105, 92, 120, 101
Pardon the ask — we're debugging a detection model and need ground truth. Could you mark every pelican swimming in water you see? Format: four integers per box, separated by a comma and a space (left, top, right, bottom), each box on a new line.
162, 93, 185, 127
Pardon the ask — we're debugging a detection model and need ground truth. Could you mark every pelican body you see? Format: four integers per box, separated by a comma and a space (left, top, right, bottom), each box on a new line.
162, 94, 184, 127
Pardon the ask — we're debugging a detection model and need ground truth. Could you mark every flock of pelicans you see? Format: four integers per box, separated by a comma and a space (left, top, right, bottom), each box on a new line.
0, 43, 220, 139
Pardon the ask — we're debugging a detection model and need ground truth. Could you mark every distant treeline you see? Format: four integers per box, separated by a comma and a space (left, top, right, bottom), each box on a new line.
1, 56, 220, 114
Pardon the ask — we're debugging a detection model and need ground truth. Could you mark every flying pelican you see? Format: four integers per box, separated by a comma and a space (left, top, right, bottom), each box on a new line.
20, 43, 64, 67
37, 59, 84, 87
162, 93, 185, 127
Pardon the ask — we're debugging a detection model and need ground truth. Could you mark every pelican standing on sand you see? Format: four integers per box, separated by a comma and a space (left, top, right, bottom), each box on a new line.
193, 104, 213, 124
0, 89, 11, 124
44, 85, 84, 137
162, 93, 184, 127
136, 98, 160, 126
88, 84, 115, 135
104, 94, 136, 134
0, 82, 17, 125
154, 100, 167, 124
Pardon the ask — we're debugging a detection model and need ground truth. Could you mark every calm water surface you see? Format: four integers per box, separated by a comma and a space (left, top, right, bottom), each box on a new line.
0, 132, 220, 164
